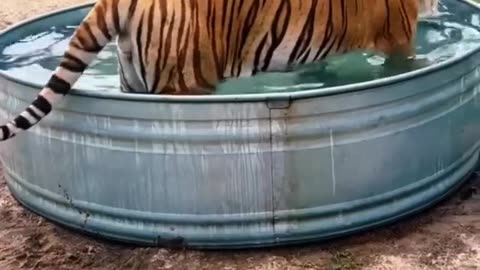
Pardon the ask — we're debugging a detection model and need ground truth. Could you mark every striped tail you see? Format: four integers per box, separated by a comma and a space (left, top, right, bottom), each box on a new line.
0, 0, 122, 141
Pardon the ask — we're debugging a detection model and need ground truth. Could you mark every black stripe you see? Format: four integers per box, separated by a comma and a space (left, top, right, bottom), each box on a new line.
144, 0, 155, 69
112, 0, 121, 33
128, 0, 138, 19
335, 0, 349, 52
299, 48, 311, 64
1, 125, 10, 139
239, 1, 259, 58
229, 3, 243, 77
162, 9, 176, 69
13, 115, 32, 130
175, 0, 194, 90
177, 0, 187, 67
225, 1, 236, 73
192, 1, 214, 89
175, 28, 190, 92
210, 4, 223, 79
46, 74, 71, 95
288, 0, 317, 65
322, 36, 338, 59
313, 1, 334, 60
82, 22, 103, 52
252, 34, 268, 75
161, 10, 176, 70
384, 0, 391, 39
96, 4, 112, 41
26, 108, 41, 121
235, 1, 260, 77
399, 1, 412, 38
221, 1, 229, 33
262, 0, 291, 71
159, 1, 170, 70
297, 8, 316, 63
152, 1, 168, 92
206, 0, 213, 36
60, 52, 88, 73
32, 95, 52, 115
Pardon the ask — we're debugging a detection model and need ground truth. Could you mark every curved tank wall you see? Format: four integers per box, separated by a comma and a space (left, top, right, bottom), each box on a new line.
0, 1, 479, 248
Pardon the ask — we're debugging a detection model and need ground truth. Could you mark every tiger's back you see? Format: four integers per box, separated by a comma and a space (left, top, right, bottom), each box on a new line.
0, 0, 437, 141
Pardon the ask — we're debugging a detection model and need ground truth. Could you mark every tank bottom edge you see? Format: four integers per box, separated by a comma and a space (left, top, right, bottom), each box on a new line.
4, 150, 479, 249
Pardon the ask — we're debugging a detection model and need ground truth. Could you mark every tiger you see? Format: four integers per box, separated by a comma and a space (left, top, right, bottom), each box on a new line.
0, 0, 439, 141
419, 0, 441, 17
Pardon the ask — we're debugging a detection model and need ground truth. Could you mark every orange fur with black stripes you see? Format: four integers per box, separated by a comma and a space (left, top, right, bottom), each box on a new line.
0, 0, 438, 141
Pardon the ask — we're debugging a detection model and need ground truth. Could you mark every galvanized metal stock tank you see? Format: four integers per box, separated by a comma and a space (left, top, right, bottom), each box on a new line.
0, 1, 479, 248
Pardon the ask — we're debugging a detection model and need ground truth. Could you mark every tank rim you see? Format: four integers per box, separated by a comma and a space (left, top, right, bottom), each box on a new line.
0, 0, 479, 103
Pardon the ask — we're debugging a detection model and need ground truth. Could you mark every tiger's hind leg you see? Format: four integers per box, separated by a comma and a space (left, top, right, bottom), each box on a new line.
117, 50, 147, 93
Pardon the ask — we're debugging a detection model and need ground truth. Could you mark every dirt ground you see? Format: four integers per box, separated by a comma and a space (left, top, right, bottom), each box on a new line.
0, 1, 480, 269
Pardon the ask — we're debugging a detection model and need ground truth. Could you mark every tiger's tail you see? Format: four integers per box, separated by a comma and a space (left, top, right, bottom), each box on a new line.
0, 0, 127, 141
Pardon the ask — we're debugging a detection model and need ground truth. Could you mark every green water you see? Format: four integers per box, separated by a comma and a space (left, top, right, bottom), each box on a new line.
0, 0, 479, 95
